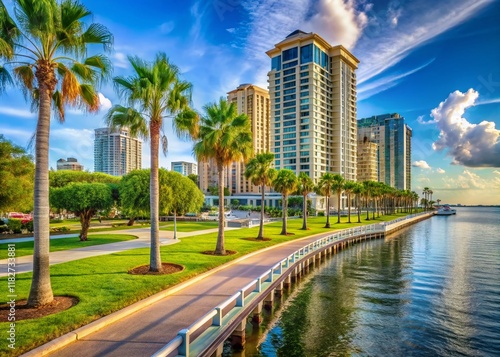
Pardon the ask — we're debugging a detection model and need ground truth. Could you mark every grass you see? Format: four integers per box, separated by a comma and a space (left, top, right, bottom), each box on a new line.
0, 212, 416, 357
0, 234, 137, 260
159, 221, 219, 232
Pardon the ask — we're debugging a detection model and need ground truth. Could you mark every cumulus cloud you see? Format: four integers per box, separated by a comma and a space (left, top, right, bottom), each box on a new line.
413, 160, 431, 169
444, 170, 488, 189
436, 168, 446, 174
0, 106, 35, 118
160, 21, 175, 34
113, 52, 129, 69
98, 93, 112, 111
431, 89, 500, 167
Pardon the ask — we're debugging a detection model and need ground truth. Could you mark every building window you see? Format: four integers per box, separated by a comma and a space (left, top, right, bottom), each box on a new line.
272, 55, 282, 71
283, 47, 298, 61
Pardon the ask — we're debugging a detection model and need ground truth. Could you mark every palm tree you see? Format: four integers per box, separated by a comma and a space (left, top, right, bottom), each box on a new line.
244, 152, 276, 239
422, 187, 430, 210
296, 172, 314, 230
343, 180, 356, 223
106, 53, 198, 272
352, 182, 364, 223
0, 0, 112, 307
317, 173, 335, 228
194, 98, 252, 255
331, 174, 345, 224
273, 169, 297, 235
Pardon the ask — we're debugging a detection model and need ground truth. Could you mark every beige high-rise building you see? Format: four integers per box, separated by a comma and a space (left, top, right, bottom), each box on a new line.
357, 137, 378, 182
266, 30, 359, 184
57, 157, 84, 171
198, 84, 270, 194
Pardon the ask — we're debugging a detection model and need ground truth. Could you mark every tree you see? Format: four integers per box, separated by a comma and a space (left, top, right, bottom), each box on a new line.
194, 98, 253, 254
244, 152, 276, 239
330, 174, 345, 224
0, 135, 34, 213
49, 170, 120, 188
352, 182, 364, 223
106, 53, 198, 272
296, 172, 314, 230
0, 0, 113, 307
273, 169, 297, 235
187, 173, 198, 186
207, 185, 230, 197
50, 183, 114, 240
316, 173, 335, 228
343, 180, 356, 224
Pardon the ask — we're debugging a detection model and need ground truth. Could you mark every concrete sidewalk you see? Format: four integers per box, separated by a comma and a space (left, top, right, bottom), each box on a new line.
0, 226, 230, 277
29, 230, 332, 357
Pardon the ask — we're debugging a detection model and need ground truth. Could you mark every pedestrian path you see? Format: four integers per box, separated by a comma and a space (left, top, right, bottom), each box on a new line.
0, 226, 232, 277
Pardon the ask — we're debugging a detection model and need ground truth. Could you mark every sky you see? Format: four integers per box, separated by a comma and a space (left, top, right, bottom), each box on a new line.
1, 0, 499, 205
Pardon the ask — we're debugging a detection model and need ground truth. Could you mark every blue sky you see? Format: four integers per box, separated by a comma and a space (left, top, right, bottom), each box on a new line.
1, 0, 499, 205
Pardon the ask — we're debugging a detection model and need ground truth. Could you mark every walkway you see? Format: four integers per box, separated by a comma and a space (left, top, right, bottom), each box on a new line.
38, 231, 334, 357
0, 226, 230, 277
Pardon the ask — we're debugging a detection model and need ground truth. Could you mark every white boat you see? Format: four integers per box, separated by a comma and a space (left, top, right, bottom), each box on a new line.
435, 205, 456, 215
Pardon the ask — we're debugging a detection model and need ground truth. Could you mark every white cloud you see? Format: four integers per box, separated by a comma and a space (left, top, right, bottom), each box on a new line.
413, 160, 431, 169
476, 97, 500, 106
98, 93, 112, 111
113, 52, 129, 69
417, 114, 437, 125
436, 168, 446, 174
0, 106, 35, 118
444, 170, 488, 189
160, 21, 175, 34
431, 89, 500, 167
49, 128, 95, 169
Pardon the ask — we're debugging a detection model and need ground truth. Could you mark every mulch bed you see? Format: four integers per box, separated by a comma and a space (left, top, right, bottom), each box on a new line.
0, 296, 78, 321
201, 250, 237, 256
241, 237, 272, 242
128, 263, 184, 275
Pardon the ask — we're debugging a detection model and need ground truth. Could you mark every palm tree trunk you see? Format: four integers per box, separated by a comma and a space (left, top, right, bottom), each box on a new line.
347, 193, 351, 223
173, 209, 177, 240
301, 194, 307, 230
325, 195, 330, 228
337, 192, 341, 224
257, 183, 264, 239
149, 123, 162, 272
281, 194, 288, 235
216, 162, 225, 254
357, 195, 361, 223
28, 80, 54, 307
366, 196, 370, 220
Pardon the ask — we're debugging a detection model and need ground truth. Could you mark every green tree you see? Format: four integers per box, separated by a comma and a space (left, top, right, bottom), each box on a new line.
273, 169, 297, 235
244, 152, 276, 239
49, 170, 120, 188
331, 174, 345, 224
343, 180, 356, 224
296, 172, 314, 230
50, 183, 114, 241
194, 98, 253, 255
187, 173, 198, 186
0, 135, 34, 213
316, 173, 335, 228
0, 0, 113, 307
106, 53, 198, 272
352, 182, 364, 223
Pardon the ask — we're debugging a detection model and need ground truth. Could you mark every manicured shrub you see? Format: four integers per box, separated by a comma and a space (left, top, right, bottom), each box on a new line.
7, 219, 23, 233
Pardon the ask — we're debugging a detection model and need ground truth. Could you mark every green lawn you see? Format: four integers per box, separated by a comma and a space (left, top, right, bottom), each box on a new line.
0, 212, 415, 357
159, 221, 219, 232
0, 234, 137, 260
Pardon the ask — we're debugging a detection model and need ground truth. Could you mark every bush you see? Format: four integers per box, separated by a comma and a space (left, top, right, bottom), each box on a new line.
7, 219, 23, 234
318, 211, 325, 217
0, 225, 9, 233
50, 218, 63, 224
22, 220, 34, 233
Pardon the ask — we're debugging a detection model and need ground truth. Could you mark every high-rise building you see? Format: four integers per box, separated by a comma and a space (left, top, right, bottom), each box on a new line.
266, 30, 359, 184
198, 84, 270, 195
171, 161, 197, 176
357, 113, 412, 190
94, 127, 142, 176
357, 137, 378, 182
57, 157, 83, 171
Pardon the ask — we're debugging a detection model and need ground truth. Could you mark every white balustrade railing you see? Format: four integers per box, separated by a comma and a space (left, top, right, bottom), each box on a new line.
151, 212, 429, 357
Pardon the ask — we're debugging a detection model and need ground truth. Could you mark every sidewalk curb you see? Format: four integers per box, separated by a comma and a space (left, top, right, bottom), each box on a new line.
22, 228, 330, 356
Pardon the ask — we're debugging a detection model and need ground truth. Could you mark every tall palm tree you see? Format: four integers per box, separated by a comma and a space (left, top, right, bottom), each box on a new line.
343, 180, 356, 223
106, 53, 197, 272
273, 169, 297, 235
352, 182, 364, 223
0, 0, 112, 307
422, 187, 430, 210
194, 98, 252, 255
331, 174, 345, 224
317, 173, 335, 228
296, 172, 315, 230
244, 152, 276, 240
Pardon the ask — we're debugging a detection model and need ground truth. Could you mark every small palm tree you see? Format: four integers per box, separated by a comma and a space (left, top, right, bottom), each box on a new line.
106, 53, 198, 272
0, 0, 113, 307
244, 152, 276, 240
273, 169, 297, 235
296, 172, 315, 230
343, 180, 356, 223
317, 173, 335, 228
352, 182, 364, 223
194, 98, 253, 255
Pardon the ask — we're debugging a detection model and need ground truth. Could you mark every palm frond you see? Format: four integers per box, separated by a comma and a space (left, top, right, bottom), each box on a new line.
61, 67, 79, 104
161, 134, 168, 156
105, 105, 149, 140
0, 65, 13, 92
13, 64, 34, 97
52, 90, 64, 122
77, 83, 98, 112
80, 23, 113, 51
14, 0, 57, 42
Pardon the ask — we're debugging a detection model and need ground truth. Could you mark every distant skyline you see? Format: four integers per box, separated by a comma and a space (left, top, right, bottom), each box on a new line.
1, 0, 499, 205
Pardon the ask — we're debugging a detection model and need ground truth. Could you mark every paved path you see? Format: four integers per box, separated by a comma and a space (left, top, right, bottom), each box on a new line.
44, 231, 331, 357
0, 226, 232, 277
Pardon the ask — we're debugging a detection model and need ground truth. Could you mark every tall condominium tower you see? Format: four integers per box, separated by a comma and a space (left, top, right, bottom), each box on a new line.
94, 127, 142, 176
357, 113, 412, 190
171, 161, 197, 176
357, 137, 378, 182
198, 84, 270, 194
266, 30, 359, 183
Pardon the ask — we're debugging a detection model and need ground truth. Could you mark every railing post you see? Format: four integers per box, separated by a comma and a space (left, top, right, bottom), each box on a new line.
237, 290, 244, 307
213, 307, 222, 326
178, 329, 190, 357
266, 270, 273, 282
254, 277, 262, 292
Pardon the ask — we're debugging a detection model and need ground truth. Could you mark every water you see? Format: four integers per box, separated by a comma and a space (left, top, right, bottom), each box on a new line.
242, 207, 500, 357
